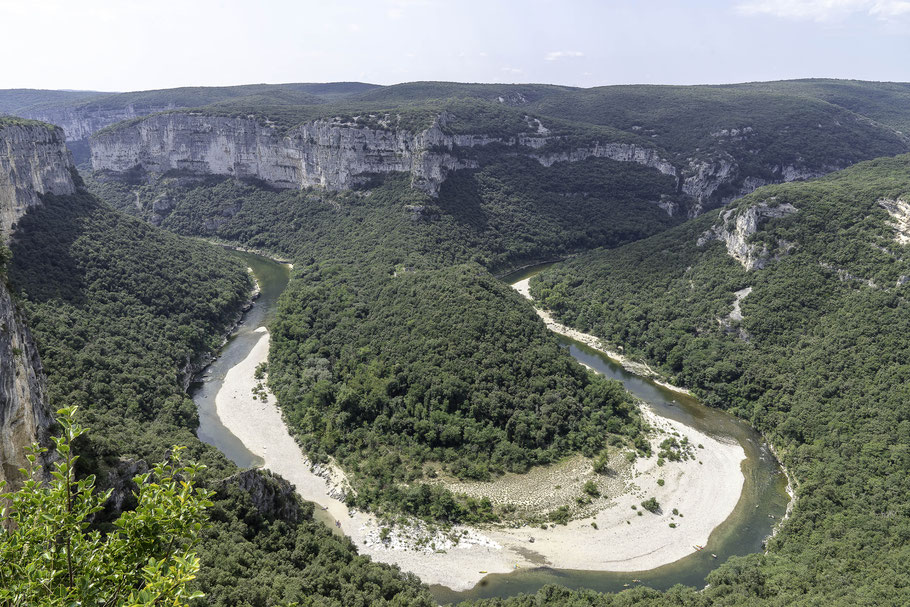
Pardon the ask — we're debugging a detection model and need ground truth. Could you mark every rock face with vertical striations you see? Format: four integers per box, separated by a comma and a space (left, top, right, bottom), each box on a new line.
0, 120, 77, 240
0, 119, 65, 486
0, 281, 51, 486
697, 198, 798, 270
90, 111, 680, 197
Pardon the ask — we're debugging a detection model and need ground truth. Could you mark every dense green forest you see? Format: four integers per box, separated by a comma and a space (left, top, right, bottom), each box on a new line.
10, 79, 910, 604
6, 189, 438, 605
89, 166, 660, 520
9, 191, 251, 462
81, 78, 910, 215
89, 154, 681, 272
271, 263, 639, 519
0, 82, 378, 117
528, 155, 910, 604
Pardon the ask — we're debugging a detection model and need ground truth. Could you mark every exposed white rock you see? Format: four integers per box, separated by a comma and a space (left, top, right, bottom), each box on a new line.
0, 123, 77, 240
20, 104, 177, 142
91, 111, 680, 197
878, 198, 910, 245
728, 287, 752, 323
681, 154, 737, 216
0, 122, 62, 487
0, 282, 52, 488
698, 200, 798, 270
532, 142, 677, 178
779, 164, 825, 183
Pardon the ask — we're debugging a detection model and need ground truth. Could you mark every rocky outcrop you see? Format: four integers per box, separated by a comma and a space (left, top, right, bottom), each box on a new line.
879, 198, 910, 245
681, 154, 737, 214
0, 121, 67, 487
697, 199, 798, 270
682, 153, 835, 217
1, 122, 77, 240
531, 142, 677, 178
220, 469, 302, 523
0, 280, 51, 487
90, 111, 679, 197
20, 105, 177, 143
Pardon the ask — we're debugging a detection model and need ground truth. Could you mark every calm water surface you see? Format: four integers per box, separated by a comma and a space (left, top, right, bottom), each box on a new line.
192, 255, 789, 602
192, 250, 289, 467
429, 265, 790, 603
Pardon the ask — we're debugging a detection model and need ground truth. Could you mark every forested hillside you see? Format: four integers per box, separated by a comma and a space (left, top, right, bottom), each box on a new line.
87, 171, 650, 520
6, 189, 437, 605
11, 78, 910, 214
10, 79, 910, 605
527, 155, 910, 604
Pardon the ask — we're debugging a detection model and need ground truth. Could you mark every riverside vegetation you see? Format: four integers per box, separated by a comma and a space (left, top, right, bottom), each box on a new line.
5, 79, 910, 605
529, 154, 910, 605
90, 168, 657, 523
5, 190, 437, 606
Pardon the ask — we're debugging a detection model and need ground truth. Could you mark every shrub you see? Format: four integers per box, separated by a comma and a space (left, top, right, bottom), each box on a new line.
582, 480, 601, 497
641, 497, 660, 513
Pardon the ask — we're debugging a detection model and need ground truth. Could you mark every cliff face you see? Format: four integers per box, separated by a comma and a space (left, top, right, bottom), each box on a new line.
0, 278, 51, 487
697, 199, 798, 270
90, 112, 679, 197
1, 123, 77, 240
20, 105, 176, 143
681, 152, 836, 217
0, 121, 64, 487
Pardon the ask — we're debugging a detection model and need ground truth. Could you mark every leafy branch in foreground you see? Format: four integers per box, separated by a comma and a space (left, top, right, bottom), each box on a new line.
0, 407, 214, 607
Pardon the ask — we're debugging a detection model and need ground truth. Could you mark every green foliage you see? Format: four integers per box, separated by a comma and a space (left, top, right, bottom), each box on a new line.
641, 497, 660, 514
530, 84, 908, 165
582, 480, 600, 497
548, 505, 571, 525
8, 191, 251, 464
733, 78, 910, 135
0, 408, 212, 607
87, 167, 655, 520
6, 190, 436, 605
195, 479, 434, 606
0, 244, 10, 273
592, 449, 611, 474
0, 115, 56, 128
532, 153, 910, 603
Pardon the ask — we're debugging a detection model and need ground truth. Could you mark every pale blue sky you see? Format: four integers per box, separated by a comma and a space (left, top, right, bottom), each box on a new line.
1, 0, 909, 91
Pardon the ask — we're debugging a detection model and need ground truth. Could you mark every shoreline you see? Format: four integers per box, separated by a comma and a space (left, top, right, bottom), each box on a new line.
203, 275, 747, 591
511, 278, 693, 397
511, 274, 796, 547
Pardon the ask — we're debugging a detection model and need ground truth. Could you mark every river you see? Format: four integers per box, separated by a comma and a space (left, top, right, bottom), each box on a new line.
192, 253, 790, 602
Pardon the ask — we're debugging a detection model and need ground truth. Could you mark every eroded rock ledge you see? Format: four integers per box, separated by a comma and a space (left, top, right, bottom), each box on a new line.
697, 199, 798, 270
0, 122, 77, 240
90, 111, 679, 197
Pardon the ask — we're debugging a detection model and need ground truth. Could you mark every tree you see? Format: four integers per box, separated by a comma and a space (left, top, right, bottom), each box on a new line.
0, 408, 213, 606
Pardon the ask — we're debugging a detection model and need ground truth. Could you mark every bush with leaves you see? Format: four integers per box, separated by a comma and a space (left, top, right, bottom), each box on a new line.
0, 408, 213, 607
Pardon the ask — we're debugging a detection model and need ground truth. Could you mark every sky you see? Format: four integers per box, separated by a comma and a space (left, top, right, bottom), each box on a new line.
1, 0, 909, 92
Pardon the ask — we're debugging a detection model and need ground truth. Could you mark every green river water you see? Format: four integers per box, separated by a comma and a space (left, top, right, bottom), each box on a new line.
193, 254, 791, 603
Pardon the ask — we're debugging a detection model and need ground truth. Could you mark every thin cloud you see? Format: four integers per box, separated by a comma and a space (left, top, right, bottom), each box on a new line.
735, 0, 910, 21
545, 50, 584, 62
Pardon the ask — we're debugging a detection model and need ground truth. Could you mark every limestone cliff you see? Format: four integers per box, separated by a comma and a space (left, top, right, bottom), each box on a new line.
697, 199, 798, 270
0, 278, 51, 487
1, 122, 77, 240
90, 111, 679, 196
681, 152, 835, 217
0, 120, 65, 487
20, 104, 177, 143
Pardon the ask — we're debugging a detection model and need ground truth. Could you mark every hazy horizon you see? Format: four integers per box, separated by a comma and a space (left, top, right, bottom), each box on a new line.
1, 0, 909, 91
8, 74, 910, 97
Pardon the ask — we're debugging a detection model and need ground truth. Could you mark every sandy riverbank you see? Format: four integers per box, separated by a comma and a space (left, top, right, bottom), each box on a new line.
214, 317, 745, 590
512, 278, 693, 397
